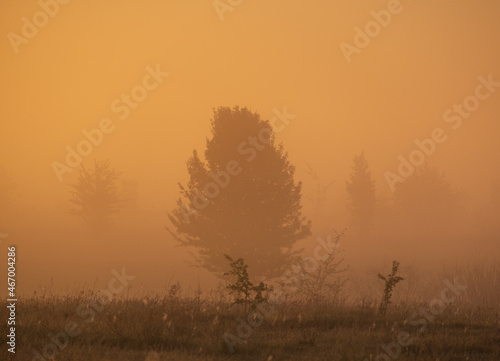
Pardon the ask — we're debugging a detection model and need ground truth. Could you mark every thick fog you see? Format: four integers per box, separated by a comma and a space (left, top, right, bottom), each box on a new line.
1, 0, 499, 297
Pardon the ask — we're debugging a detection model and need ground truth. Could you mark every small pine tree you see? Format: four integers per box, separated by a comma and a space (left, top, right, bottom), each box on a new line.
378, 260, 404, 315
224, 254, 268, 312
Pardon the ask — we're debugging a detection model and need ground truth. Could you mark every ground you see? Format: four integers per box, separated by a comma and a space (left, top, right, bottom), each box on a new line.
3, 292, 499, 361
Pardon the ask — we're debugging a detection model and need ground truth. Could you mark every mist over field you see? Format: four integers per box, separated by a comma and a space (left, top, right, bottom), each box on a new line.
1, 1, 499, 360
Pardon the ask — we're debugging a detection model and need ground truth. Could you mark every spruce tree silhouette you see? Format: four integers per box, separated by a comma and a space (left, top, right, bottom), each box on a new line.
346, 152, 376, 239
167, 106, 311, 279
69, 160, 122, 233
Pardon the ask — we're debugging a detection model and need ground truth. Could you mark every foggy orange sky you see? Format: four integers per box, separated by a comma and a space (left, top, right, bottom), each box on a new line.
1, 1, 499, 295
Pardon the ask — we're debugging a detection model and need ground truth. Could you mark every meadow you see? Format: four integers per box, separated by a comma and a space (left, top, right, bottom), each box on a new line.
4, 261, 500, 361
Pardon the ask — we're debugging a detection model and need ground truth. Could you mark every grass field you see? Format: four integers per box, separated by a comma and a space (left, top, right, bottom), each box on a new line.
4, 282, 499, 361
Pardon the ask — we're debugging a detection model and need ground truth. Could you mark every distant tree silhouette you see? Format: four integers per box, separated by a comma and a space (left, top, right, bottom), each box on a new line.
305, 162, 334, 218
69, 160, 122, 232
394, 164, 457, 230
346, 153, 376, 238
167, 106, 311, 279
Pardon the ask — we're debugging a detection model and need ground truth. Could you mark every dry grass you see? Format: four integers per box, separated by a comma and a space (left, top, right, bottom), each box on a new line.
3, 262, 500, 361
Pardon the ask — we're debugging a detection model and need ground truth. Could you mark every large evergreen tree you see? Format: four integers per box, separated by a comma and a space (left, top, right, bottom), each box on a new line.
346, 152, 376, 238
167, 106, 311, 279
